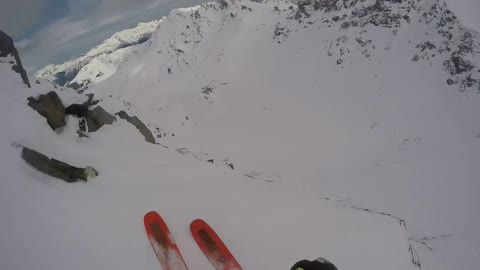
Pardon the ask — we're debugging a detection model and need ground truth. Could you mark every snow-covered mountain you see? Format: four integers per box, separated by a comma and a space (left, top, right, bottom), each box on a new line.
35, 20, 162, 89
38, 0, 480, 94
2, 1, 480, 270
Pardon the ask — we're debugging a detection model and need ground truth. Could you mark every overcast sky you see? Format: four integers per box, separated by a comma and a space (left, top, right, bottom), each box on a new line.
1, 0, 479, 72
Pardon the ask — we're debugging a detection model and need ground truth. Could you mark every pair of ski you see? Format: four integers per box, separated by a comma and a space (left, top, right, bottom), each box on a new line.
144, 211, 243, 270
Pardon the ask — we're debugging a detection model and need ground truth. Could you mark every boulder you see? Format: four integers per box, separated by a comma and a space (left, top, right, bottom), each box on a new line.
21, 147, 98, 183
27, 91, 66, 130
117, 111, 156, 144
86, 106, 116, 132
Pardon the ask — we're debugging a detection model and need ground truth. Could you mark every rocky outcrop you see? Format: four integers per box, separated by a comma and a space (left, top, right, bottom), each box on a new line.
116, 111, 155, 144
65, 103, 90, 117
65, 93, 99, 117
0, 30, 15, 57
282, 0, 480, 92
0, 30, 31, 87
218, 0, 229, 9
86, 106, 116, 132
21, 147, 98, 183
27, 91, 66, 130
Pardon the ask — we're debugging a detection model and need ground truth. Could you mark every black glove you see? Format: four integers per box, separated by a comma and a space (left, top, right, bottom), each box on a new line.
290, 257, 338, 270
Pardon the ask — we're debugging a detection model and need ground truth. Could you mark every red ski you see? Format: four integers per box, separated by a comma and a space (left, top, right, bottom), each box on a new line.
190, 219, 243, 270
144, 211, 188, 270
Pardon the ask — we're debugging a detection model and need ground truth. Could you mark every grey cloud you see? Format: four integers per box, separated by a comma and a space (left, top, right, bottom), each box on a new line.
0, 0, 49, 38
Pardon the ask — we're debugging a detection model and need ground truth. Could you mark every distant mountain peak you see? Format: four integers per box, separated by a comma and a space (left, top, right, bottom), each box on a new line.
35, 20, 162, 89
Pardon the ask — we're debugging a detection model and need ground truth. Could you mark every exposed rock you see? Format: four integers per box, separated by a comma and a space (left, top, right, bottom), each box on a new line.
281, 0, 480, 92
225, 161, 234, 170
27, 91, 66, 130
79, 118, 86, 132
313, 0, 341, 13
77, 130, 89, 138
0, 30, 31, 87
77, 119, 89, 138
65, 104, 89, 117
86, 106, 116, 132
21, 147, 98, 183
218, 0, 229, 9
0, 30, 15, 57
116, 111, 156, 144
68, 79, 92, 90
65, 93, 100, 117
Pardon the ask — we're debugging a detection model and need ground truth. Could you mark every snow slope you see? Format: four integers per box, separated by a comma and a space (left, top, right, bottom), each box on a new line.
35, 20, 162, 89
0, 58, 411, 270
2, 0, 480, 270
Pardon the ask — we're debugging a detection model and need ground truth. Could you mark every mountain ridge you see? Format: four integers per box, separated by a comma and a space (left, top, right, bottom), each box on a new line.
37, 0, 480, 93
35, 20, 162, 89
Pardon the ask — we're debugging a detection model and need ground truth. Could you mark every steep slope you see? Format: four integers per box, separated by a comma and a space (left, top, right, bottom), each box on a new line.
35, 20, 161, 89
1, 30, 411, 270
79, 0, 478, 269
2, 0, 480, 270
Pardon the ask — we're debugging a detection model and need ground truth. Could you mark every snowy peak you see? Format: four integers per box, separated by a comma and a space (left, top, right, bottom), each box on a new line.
35, 20, 162, 89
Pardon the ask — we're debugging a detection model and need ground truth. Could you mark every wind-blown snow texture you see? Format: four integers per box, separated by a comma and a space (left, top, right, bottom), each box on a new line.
2, 0, 480, 270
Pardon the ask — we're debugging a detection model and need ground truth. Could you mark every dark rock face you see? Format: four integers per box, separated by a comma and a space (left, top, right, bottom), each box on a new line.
293, 0, 412, 28
0, 30, 31, 87
65, 93, 99, 118
68, 79, 92, 90
65, 104, 89, 117
0, 30, 14, 57
218, 0, 229, 9
21, 147, 98, 183
116, 111, 156, 144
421, 2, 480, 92
79, 118, 87, 132
86, 106, 116, 132
27, 91, 66, 130
53, 70, 79, 86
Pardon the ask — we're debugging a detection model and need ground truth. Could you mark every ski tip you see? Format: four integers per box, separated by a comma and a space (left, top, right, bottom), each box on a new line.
190, 219, 213, 234
189, 219, 244, 270
144, 210, 160, 223
190, 218, 206, 229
